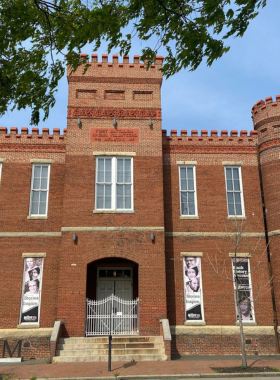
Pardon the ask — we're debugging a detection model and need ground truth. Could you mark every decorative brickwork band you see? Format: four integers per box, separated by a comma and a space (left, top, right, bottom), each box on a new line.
67, 108, 161, 119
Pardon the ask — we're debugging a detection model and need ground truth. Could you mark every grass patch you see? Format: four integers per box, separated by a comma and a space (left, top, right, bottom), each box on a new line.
213, 366, 280, 373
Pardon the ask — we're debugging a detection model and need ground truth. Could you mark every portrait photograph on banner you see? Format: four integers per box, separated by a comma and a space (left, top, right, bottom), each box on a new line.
232, 258, 255, 322
183, 256, 204, 321
20, 257, 44, 324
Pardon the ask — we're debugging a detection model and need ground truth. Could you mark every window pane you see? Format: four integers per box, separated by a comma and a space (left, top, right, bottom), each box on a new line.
105, 185, 111, 196
188, 192, 194, 203
180, 167, 186, 179
233, 180, 240, 191
41, 166, 48, 178
125, 185, 131, 195
125, 159, 131, 171
187, 167, 193, 179
105, 172, 111, 183
117, 185, 123, 196
34, 166, 41, 178
96, 197, 103, 209
125, 196, 131, 208
233, 168, 239, 180
188, 203, 195, 215
32, 191, 39, 202
105, 196, 111, 208
97, 184, 103, 196
117, 159, 123, 171
188, 179, 194, 191
235, 203, 242, 215
31, 201, 39, 215
117, 197, 123, 209
228, 204, 235, 215
227, 179, 233, 191
41, 178, 48, 190
124, 172, 131, 183
105, 159, 111, 172
39, 201, 46, 215
181, 192, 187, 203
227, 192, 234, 204
226, 168, 232, 180
117, 159, 123, 182
105, 159, 111, 182
234, 192, 241, 205
97, 159, 104, 182
33, 178, 40, 190
181, 178, 187, 191
40, 191, 47, 202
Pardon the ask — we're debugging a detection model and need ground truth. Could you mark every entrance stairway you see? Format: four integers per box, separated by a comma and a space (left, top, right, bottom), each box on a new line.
52, 336, 168, 362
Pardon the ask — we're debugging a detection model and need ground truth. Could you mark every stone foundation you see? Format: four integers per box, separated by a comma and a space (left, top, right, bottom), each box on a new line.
0, 328, 52, 361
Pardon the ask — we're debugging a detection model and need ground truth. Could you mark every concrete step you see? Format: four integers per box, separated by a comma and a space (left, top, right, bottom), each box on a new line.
56, 348, 165, 356
54, 336, 166, 362
52, 353, 168, 363
57, 342, 162, 350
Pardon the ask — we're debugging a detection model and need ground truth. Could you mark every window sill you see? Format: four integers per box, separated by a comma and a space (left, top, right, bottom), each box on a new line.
93, 210, 135, 214
180, 216, 199, 220
184, 321, 206, 326
227, 216, 246, 220
17, 324, 40, 329
27, 216, 48, 220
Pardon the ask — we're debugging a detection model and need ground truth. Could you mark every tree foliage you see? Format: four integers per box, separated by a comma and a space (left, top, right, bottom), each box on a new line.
0, 0, 266, 124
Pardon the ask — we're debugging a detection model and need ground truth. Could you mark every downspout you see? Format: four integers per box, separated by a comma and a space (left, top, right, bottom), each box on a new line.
256, 144, 280, 353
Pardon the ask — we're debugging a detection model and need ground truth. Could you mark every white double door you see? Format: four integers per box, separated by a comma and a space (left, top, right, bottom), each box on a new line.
97, 279, 132, 301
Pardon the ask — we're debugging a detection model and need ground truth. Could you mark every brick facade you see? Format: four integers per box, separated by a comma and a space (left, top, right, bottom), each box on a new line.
0, 54, 280, 359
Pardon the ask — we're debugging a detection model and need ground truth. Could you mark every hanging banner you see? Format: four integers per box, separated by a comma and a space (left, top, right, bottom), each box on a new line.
20, 257, 43, 324
232, 258, 255, 322
183, 256, 204, 321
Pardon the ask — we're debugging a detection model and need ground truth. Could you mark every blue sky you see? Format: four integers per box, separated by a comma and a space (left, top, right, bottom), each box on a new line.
1, 0, 280, 135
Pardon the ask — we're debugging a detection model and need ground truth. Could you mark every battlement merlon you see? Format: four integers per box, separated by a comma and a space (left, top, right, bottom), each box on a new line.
67, 54, 164, 83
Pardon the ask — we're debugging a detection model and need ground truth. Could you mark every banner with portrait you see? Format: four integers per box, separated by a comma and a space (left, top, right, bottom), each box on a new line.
183, 256, 204, 321
20, 257, 44, 324
232, 258, 255, 322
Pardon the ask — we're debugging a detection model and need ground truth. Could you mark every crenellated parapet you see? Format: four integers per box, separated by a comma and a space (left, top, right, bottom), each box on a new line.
162, 129, 258, 165
0, 127, 66, 140
251, 95, 280, 156
162, 129, 257, 143
252, 95, 280, 130
67, 53, 164, 81
0, 127, 67, 152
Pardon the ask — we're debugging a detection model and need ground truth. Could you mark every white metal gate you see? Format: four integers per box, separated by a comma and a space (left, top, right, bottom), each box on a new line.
85, 294, 139, 336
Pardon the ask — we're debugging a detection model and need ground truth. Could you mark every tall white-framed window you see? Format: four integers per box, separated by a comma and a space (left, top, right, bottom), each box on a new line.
29, 164, 50, 216
95, 157, 133, 211
224, 166, 245, 217
179, 166, 198, 216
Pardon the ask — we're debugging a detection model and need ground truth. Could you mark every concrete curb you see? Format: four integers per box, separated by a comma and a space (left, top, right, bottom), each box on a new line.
25, 373, 280, 380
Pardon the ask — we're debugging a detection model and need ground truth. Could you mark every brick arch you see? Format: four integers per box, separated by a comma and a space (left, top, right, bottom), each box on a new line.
86, 257, 139, 300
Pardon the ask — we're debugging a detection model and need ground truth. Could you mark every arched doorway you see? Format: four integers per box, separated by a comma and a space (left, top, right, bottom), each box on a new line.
86, 257, 138, 300
85, 258, 139, 336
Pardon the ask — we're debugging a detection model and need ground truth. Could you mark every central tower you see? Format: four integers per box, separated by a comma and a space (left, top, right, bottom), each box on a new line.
56, 54, 167, 337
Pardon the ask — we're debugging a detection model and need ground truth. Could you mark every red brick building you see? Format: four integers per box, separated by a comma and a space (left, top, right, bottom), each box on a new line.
0, 54, 280, 360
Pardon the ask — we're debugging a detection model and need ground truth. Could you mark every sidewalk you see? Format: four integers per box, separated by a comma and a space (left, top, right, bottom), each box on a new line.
0, 356, 280, 380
